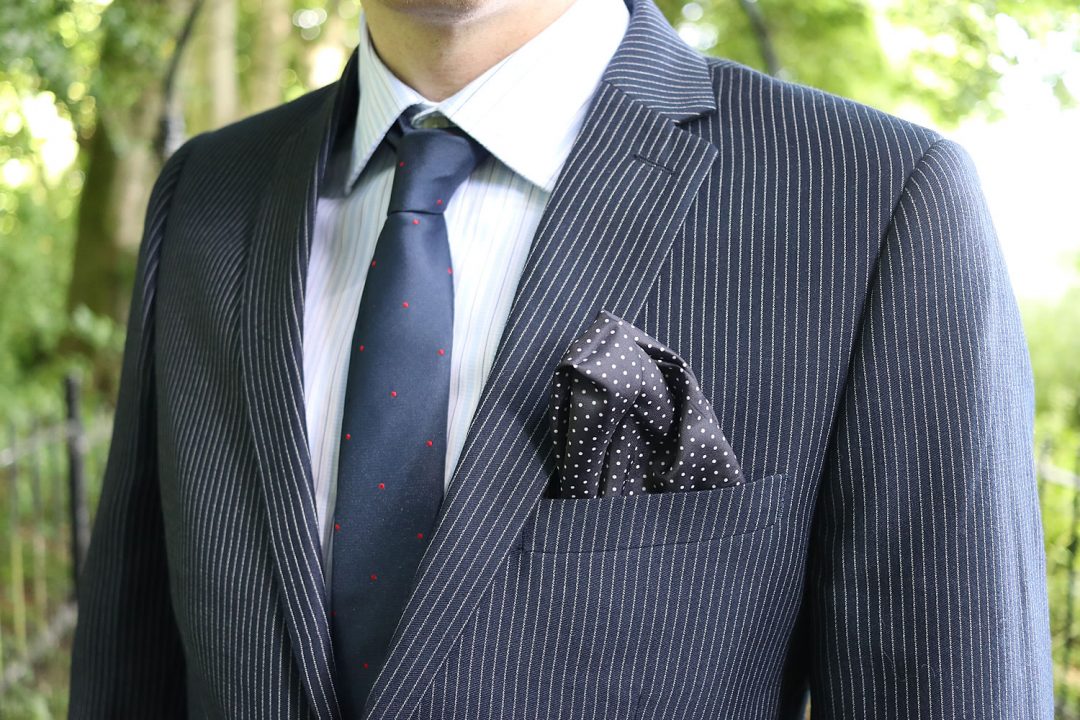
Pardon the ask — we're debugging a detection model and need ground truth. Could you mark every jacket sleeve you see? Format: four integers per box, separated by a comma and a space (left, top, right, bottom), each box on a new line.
807, 138, 1053, 717
68, 142, 193, 718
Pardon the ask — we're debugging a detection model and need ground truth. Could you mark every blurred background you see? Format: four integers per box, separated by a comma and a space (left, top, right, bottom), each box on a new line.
0, 0, 1078, 716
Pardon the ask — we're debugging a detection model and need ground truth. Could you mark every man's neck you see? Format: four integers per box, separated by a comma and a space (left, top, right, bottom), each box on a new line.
363, 0, 579, 102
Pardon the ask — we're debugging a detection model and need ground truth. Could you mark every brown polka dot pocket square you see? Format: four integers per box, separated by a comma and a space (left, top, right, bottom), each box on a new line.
548, 310, 742, 499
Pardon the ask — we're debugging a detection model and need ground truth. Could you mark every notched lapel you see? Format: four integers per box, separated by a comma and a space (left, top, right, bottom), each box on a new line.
240, 51, 359, 720
364, 61, 721, 720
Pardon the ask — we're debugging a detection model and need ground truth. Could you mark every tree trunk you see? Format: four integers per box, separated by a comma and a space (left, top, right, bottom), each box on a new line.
66, 41, 165, 323
63, 0, 200, 390
208, 0, 239, 126
736, 0, 781, 77
249, 0, 291, 112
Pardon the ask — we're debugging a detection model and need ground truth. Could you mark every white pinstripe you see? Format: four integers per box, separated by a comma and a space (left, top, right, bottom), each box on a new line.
69, 1, 1051, 717
305, 0, 628, 567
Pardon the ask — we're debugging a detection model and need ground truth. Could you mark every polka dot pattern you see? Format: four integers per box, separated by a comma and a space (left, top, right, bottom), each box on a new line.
549, 310, 741, 498
329, 106, 490, 716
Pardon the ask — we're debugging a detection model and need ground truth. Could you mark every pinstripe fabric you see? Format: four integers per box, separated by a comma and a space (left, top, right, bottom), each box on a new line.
69, 0, 1051, 717
306, 0, 628, 567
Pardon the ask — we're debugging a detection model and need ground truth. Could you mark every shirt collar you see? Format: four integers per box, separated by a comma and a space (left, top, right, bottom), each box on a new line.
347, 0, 629, 193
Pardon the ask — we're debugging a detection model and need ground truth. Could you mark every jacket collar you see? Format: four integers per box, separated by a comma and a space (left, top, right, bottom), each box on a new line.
333, 0, 718, 178
601, 0, 718, 120
241, 2, 720, 718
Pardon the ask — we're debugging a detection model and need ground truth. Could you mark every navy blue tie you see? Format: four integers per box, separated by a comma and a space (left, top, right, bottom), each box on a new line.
330, 106, 488, 716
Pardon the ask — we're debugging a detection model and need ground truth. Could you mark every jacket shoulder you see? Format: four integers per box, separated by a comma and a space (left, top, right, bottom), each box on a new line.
169, 82, 336, 193
704, 57, 942, 163
189, 83, 334, 156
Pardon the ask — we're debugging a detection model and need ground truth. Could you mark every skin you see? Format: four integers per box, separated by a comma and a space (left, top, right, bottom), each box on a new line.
363, 0, 579, 101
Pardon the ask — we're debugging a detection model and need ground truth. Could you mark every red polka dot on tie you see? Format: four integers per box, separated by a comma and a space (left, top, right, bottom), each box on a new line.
425, 439, 434, 447
370, 574, 378, 581
436, 198, 443, 205
334, 522, 341, 532
402, 301, 409, 308
412, 218, 420, 225
398, 161, 405, 167
358, 344, 364, 352
390, 390, 397, 397
377, 482, 385, 490
345, 433, 351, 440
370, 260, 376, 267
437, 348, 445, 356
447, 267, 453, 274
417, 532, 424, 539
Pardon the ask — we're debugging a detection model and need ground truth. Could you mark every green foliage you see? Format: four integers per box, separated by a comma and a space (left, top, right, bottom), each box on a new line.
657, 0, 1080, 126
1024, 260, 1080, 460
890, 0, 1080, 123
0, 0, 106, 136
656, 0, 900, 113
0, 165, 118, 423
0, 0, 180, 427
1041, 479, 1080, 710
1, 1, 111, 424
0, 134, 96, 425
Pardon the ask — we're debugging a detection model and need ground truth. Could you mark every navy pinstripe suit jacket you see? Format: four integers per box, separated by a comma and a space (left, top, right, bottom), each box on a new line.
69, 0, 1052, 717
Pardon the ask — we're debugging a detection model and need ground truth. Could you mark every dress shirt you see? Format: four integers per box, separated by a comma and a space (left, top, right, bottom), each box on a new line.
305, 0, 630, 566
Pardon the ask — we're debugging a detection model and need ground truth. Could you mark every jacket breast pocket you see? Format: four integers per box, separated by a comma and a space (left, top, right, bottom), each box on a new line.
521, 473, 789, 554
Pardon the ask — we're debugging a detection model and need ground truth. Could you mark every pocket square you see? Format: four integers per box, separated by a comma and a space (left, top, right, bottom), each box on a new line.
548, 310, 742, 499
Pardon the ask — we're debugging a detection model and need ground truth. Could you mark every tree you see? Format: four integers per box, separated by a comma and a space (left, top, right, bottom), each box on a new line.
655, 0, 1079, 126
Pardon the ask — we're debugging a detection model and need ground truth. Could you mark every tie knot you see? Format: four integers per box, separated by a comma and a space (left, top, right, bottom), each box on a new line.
385, 107, 489, 215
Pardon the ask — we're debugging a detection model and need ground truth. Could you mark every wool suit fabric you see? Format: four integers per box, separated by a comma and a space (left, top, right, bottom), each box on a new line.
68, 0, 1052, 717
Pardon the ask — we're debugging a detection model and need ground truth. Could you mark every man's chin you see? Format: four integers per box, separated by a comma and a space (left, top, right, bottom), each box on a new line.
369, 0, 505, 23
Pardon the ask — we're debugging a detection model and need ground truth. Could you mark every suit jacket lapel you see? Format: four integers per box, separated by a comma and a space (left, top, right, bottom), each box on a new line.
363, 2, 720, 718
241, 51, 359, 720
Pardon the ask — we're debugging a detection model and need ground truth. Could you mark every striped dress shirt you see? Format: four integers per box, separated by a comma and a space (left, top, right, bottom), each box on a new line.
304, 0, 630, 564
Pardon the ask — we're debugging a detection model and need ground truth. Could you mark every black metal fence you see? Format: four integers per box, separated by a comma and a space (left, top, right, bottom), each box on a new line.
1, 378, 1079, 716
0, 376, 111, 706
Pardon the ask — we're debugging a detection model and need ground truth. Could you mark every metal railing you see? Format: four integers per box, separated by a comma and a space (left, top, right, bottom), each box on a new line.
0, 376, 111, 698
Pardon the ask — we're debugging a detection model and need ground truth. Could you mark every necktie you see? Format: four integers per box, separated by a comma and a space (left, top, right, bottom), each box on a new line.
330, 106, 488, 716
